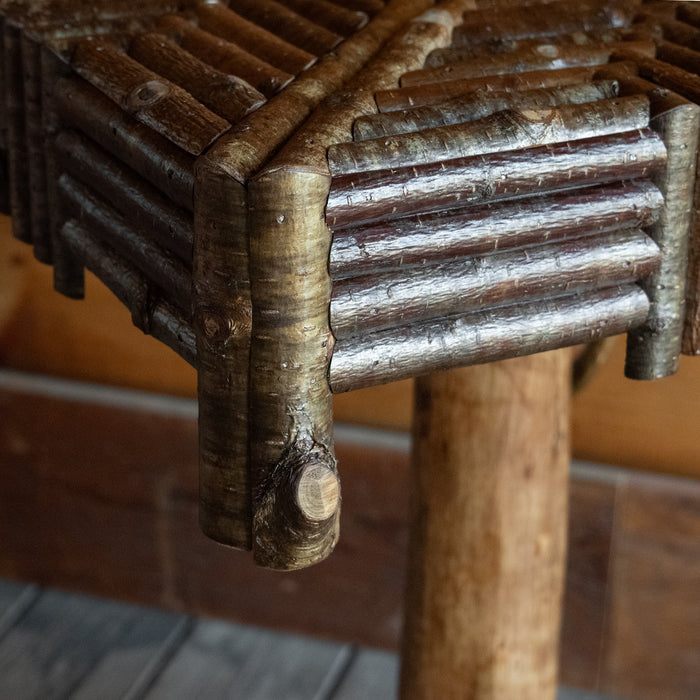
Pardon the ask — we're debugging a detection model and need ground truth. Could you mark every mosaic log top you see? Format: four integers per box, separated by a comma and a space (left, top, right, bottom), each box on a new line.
2, 0, 700, 568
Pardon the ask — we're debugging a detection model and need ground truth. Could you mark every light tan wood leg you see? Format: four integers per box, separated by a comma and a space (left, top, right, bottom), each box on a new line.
400, 350, 571, 700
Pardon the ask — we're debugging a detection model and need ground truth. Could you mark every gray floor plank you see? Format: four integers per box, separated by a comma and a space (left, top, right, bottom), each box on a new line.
330, 648, 399, 700
0, 589, 186, 700
143, 618, 347, 700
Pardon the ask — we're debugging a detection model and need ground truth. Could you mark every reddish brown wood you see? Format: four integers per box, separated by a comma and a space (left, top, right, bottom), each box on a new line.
401, 352, 571, 699
53, 77, 195, 210
71, 38, 231, 156
129, 33, 265, 124
155, 15, 294, 98
281, 0, 368, 35
374, 62, 638, 112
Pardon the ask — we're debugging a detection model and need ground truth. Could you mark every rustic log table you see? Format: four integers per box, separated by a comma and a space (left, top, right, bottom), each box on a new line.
2, 0, 699, 697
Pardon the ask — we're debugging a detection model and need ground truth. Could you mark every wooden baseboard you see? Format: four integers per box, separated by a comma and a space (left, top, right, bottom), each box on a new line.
0, 370, 697, 699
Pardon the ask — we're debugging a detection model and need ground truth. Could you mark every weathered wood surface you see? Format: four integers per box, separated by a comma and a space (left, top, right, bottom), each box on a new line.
400, 351, 570, 700
71, 38, 231, 156
400, 40, 654, 87
279, 0, 369, 36
326, 129, 667, 229
353, 80, 619, 139
54, 129, 193, 264
129, 33, 265, 124
54, 77, 195, 210
330, 181, 663, 278
328, 95, 650, 175
330, 285, 650, 393
331, 229, 660, 337
626, 99, 699, 379
374, 62, 638, 112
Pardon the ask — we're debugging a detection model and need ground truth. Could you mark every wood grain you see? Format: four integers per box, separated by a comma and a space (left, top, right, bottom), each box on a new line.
400, 352, 570, 699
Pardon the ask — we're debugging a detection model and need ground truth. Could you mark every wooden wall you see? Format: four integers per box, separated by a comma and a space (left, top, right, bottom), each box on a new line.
2, 215, 700, 479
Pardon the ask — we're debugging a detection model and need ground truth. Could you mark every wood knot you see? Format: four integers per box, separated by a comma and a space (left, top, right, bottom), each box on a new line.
127, 80, 169, 110
295, 463, 340, 522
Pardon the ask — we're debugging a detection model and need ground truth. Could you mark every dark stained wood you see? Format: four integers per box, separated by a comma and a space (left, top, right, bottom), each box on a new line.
326, 130, 667, 229
71, 38, 231, 156
281, 0, 368, 36
600, 474, 700, 700
154, 15, 294, 98
54, 129, 193, 264
331, 229, 660, 337
129, 33, 265, 124
330, 181, 663, 278
53, 77, 195, 210
330, 285, 650, 393
58, 175, 191, 315
60, 219, 195, 365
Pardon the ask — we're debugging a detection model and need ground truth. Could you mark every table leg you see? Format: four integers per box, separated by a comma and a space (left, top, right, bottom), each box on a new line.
400, 350, 571, 700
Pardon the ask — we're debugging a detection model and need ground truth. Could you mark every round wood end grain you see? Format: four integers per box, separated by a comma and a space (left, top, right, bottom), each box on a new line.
295, 463, 340, 521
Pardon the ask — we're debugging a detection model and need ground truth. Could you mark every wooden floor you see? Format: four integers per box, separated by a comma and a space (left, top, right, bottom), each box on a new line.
0, 578, 617, 700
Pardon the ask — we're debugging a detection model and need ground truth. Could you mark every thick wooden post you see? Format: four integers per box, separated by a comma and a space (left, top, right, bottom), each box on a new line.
400, 350, 571, 700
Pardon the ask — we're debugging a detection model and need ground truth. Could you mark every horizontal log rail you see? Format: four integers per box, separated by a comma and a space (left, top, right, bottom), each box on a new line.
326, 128, 667, 229
61, 219, 196, 366
54, 129, 193, 264
330, 181, 664, 278
330, 228, 660, 337
400, 40, 654, 87
154, 15, 295, 98
374, 61, 638, 112
53, 77, 195, 211
328, 95, 650, 175
58, 174, 192, 315
353, 80, 620, 140
330, 284, 650, 392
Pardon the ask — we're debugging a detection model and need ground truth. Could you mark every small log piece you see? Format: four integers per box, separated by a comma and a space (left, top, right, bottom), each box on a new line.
330, 229, 660, 337
129, 33, 265, 124
71, 38, 231, 156
401, 350, 570, 700
374, 61, 639, 112
330, 181, 664, 277
280, 0, 369, 35
222, 0, 343, 55
326, 129, 667, 229
329, 95, 650, 175
353, 80, 620, 140
330, 285, 650, 392
53, 76, 195, 210
155, 14, 294, 98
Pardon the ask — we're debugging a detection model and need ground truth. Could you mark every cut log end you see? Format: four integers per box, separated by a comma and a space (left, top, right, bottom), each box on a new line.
295, 462, 340, 522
